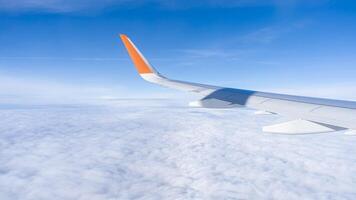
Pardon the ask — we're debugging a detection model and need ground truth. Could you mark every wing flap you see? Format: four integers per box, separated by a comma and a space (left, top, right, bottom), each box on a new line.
262, 119, 342, 134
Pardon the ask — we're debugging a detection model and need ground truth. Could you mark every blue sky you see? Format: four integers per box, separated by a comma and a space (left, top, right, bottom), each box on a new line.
0, 0, 355, 103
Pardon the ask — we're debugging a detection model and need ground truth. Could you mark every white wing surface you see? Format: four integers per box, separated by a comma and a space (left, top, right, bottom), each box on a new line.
120, 34, 356, 134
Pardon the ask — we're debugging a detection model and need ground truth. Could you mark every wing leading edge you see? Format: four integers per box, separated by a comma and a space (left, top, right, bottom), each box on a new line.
120, 34, 356, 134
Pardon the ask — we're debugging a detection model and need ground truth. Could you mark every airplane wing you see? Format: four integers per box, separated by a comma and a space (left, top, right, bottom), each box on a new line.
120, 34, 356, 135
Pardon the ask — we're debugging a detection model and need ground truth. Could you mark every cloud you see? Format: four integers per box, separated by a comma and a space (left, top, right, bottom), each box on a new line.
265, 83, 356, 101
242, 26, 284, 44
0, 56, 127, 61
0, 75, 126, 104
175, 49, 240, 60
0, 102, 355, 199
0, 0, 122, 12
0, 0, 328, 13
0, 74, 189, 104
240, 20, 313, 44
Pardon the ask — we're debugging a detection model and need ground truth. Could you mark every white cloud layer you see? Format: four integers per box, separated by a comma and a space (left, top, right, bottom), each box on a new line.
0, 101, 355, 200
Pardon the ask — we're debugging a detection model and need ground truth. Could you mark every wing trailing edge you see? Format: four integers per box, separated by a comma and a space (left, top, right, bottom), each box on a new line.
262, 119, 344, 134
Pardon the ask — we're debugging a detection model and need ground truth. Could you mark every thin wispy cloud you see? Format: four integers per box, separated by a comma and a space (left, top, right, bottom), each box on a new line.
266, 83, 356, 101
0, 56, 181, 62
0, 73, 187, 104
175, 49, 240, 60
240, 20, 312, 44
0, 0, 328, 13
0, 56, 127, 61
170, 20, 312, 66
0, 75, 126, 104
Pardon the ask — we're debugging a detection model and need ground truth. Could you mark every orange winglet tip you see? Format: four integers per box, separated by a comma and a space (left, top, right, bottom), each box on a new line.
120, 34, 154, 74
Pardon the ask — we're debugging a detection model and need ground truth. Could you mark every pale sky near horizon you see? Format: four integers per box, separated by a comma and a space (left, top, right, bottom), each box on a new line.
0, 0, 355, 103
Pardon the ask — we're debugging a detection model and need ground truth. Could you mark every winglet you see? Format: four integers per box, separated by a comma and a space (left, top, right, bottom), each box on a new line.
119, 34, 219, 93
120, 34, 156, 74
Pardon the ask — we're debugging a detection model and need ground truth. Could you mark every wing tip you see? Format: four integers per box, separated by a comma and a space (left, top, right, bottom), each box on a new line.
119, 34, 128, 40
119, 34, 155, 74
